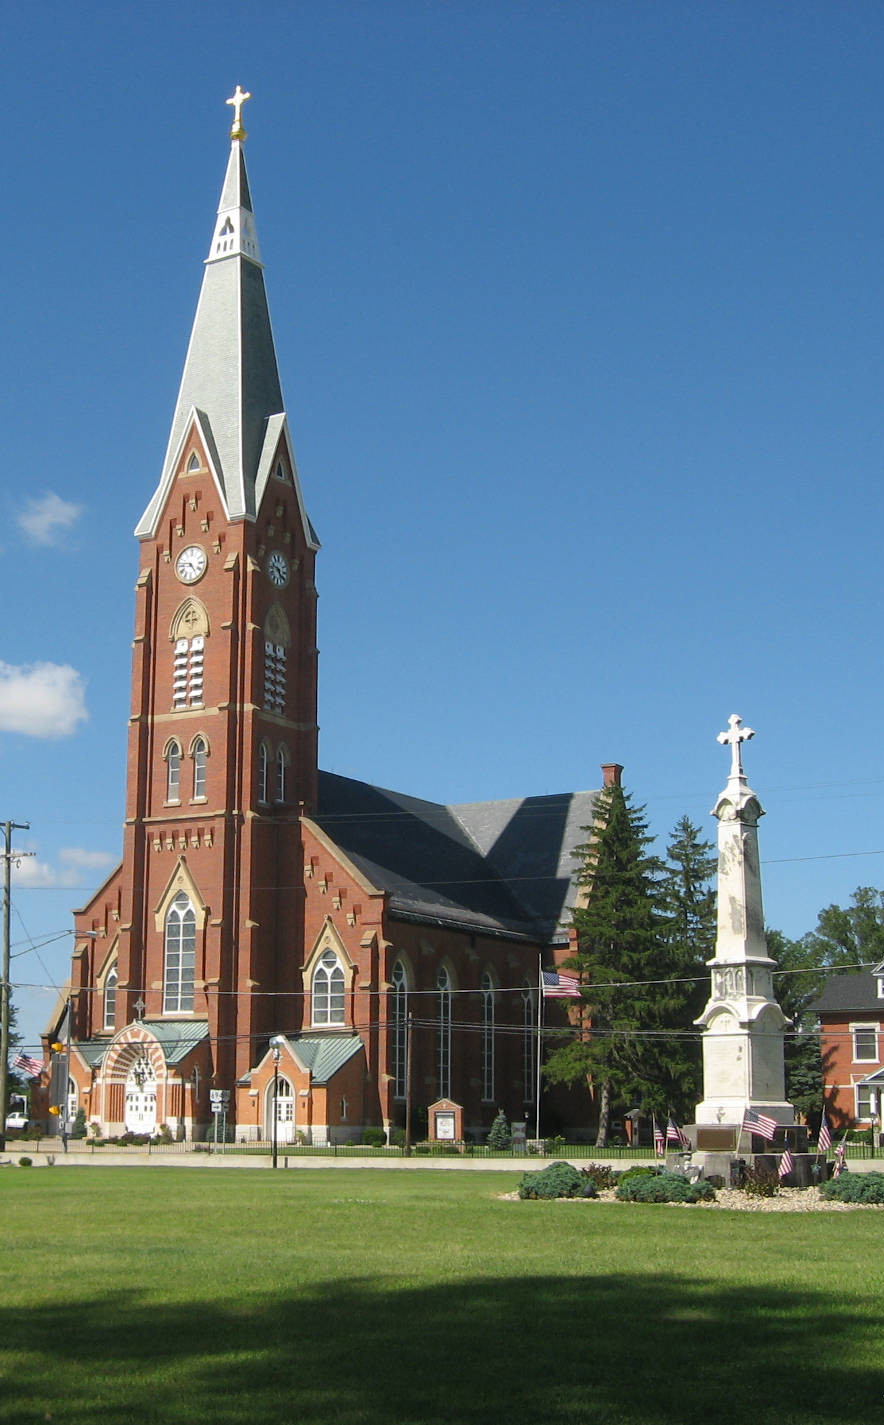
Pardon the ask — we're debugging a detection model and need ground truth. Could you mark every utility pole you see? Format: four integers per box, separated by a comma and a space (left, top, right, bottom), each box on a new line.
1, 821, 32, 1153
404, 1010, 414, 1155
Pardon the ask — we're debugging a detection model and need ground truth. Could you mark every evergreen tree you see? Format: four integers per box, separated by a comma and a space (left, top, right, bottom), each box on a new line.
658, 816, 718, 1108
486, 1109, 511, 1150
543, 786, 696, 1143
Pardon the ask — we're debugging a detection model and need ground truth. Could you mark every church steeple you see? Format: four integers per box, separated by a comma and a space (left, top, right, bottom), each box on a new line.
136, 91, 314, 543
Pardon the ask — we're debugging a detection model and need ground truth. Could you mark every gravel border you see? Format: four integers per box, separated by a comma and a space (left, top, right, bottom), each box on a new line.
503, 1186, 883, 1211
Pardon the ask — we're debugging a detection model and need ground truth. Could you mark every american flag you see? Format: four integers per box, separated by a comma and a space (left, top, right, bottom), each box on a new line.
741, 1108, 779, 1143
833, 1134, 848, 1177
818, 1115, 832, 1154
778, 1148, 794, 1180
541, 970, 581, 998
12, 1052, 43, 1078
653, 1119, 665, 1157
667, 1116, 691, 1150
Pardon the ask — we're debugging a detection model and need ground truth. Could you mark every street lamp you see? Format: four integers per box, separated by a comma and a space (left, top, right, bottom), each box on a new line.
269, 1035, 285, 1170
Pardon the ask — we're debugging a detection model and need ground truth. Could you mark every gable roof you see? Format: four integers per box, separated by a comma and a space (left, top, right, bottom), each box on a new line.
314, 771, 599, 944
811, 972, 883, 1016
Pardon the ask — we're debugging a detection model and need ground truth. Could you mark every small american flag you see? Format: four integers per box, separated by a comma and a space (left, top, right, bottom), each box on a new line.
833, 1134, 848, 1177
667, 1116, 691, 1150
653, 1119, 665, 1157
12, 1052, 43, 1078
778, 1148, 794, 1180
541, 970, 580, 998
818, 1115, 832, 1154
741, 1108, 779, 1143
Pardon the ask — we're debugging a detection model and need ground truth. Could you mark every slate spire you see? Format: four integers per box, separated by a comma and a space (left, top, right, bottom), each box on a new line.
136, 93, 291, 535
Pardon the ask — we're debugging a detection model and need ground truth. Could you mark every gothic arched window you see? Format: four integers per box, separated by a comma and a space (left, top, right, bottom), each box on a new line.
521, 982, 536, 1103
165, 740, 181, 803
391, 960, 408, 1099
258, 742, 270, 804
192, 737, 207, 800
275, 745, 289, 804
103, 965, 118, 1032
481, 970, 496, 1102
164, 892, 196, 1013
436, 965, 452, 1100
312, 949, 345, 1026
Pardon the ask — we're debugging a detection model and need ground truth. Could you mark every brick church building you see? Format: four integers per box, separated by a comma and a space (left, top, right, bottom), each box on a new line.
41, 95, 612, 1145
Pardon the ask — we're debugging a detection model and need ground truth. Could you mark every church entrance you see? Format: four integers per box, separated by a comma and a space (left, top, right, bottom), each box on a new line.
124, 1056, 157, 1135
267, 1076, 295, 1143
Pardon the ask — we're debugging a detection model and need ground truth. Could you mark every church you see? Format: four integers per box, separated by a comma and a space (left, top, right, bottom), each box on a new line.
41, 93, 612, 1145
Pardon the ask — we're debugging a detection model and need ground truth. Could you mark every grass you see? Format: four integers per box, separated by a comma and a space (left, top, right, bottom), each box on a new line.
1, 1167, 882, 1424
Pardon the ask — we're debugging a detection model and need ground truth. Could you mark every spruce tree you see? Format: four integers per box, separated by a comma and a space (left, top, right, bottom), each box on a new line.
658, 816, 718, 1110
487, 1109, 512, 1150
544, 785, 694, 1143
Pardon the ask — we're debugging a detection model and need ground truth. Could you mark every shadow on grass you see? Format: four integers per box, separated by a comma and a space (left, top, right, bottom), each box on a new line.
1, 1271, 879, 1425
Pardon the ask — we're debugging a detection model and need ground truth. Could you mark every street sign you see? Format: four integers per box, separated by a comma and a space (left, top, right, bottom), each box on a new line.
210, 1089, 230, 1109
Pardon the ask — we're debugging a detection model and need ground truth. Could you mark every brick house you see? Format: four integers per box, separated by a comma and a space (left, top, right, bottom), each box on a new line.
812, 969, 884, 1130
37, 101, 610, 1145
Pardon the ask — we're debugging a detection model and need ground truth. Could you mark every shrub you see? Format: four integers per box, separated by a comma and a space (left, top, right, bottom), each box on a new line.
70, 1108, 87, 1140
487, 1110, 512, 1151
389, 1127, 407, 1148
155, 1122, 173, 1144
362, 1127, 386, 1148
18, 1156, 33, 1167
741, 1164, 780, 1198
518, 1162, 583, 1200
616, 1170, 715, 1204
581, 1162, 617, 1190
820, 1172, 884, 1204
617, 1165, 663, 1186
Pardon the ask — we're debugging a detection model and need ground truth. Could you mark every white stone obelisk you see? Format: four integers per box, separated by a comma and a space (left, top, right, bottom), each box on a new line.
694, 716, 794, 1130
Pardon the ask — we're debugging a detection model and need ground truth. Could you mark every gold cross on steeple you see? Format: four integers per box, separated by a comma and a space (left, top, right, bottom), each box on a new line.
226, 85, 252, 140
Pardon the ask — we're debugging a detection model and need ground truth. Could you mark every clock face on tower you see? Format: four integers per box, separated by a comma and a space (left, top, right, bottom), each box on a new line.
266, 550, 289, 588
175, 545, 207, 584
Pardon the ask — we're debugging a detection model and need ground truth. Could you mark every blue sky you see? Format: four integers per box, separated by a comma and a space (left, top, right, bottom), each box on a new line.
5, 2, 884, 1051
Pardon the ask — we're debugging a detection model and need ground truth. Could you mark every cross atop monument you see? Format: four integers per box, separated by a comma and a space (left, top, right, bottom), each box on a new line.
717, 713, 755, 780
226, 86, 252, 140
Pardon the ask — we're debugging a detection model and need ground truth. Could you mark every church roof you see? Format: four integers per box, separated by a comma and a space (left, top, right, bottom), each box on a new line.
135, 132, 317, 545
285, 1034, 364, 1083
139, 1019, 211, 1063
314, 771, 599, 944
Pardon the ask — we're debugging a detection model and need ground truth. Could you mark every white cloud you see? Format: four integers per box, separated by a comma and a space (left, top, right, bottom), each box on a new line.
58, 848, 116, 871
11, 857, 77, 888
0, 662, 88, 738
17, 492, 83, 546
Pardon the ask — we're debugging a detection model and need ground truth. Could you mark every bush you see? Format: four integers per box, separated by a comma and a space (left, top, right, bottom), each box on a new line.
617, 1165, 663, 1186
741, 1164, 780, 1198
389, 1127, 407, 1148
581, 1162, 617, 1190
18, 1156, 33, 1167
362, 1127, 386, 1148
487, 1110, 512, 1151
518, 1162, 583, 1199
155, 1122, 173, 1144
616, 1170, 715, 1204
820, 1172, 884, 1204
70, 1108, 87, 1140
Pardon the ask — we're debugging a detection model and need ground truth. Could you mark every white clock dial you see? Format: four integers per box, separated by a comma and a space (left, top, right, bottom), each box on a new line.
175, 545, 207, 584
267, 551, 289, 588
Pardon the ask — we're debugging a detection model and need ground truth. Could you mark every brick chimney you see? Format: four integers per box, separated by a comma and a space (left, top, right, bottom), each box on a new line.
601, 763, 623, 788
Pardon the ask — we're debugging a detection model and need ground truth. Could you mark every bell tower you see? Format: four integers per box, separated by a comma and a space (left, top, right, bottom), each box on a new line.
111, 91, 319, 1090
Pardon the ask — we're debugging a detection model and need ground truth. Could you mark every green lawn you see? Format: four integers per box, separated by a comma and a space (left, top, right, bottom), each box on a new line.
1, 1168, 880, 1424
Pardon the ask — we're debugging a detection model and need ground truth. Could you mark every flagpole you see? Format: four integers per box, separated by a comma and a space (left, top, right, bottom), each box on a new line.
534, 954, 542, 1143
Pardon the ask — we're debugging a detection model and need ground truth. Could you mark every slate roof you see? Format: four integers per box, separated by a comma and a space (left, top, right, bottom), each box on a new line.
314, 771, 600, 944
810, 972, 884, 1016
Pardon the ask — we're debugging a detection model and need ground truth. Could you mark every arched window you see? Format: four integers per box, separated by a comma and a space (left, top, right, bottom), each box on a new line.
481, 970, 495, 1102
258, 742, 269, 804
391, 960, 408, 1099
164, 892, 196, 1013
165, 740, 181, 802
521, 982, 536, 1103
187, 452, 201, 473
192, 737, 207, 800
275, 745, 289, 804
436, 965, 452, 1099
103, 965, 118, 1032
312, 949, 345, 1026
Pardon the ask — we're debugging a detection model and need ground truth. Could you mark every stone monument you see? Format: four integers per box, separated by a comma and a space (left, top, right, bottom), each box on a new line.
693, 715, 794, 1149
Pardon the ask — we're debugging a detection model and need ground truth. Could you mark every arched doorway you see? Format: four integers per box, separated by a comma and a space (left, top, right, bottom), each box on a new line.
266, 1075, 295, 1143
124, 1053, 157, 1134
